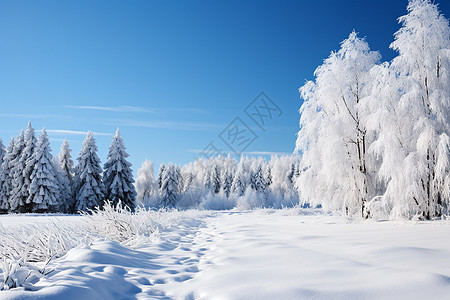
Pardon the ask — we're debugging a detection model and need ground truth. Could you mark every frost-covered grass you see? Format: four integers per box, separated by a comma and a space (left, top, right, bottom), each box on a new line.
0, 202, 209, 290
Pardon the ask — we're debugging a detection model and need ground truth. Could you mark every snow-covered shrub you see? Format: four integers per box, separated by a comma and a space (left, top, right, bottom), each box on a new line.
200, 190, 235, 210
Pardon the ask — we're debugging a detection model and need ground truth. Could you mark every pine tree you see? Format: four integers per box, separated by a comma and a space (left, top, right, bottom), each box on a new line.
160, 164, 180, 207
0, 138, 12, 213
73, 131, 105, 212
250, 165, 267, 195
58, 140, 75, 213
0, 138, 5, 163
231, 163, 247, 196
157, 163, 167, 191
211, 164, 221, 194
264, 165, 273, 187
103, 129, 136, 210
10, 123, 37, 212
27, 129, 61, 213
221, 168, 233, 198
9, 131, 26, 212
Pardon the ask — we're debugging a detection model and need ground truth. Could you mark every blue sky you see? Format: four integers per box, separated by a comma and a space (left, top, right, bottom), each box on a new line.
0, 0, 449, 175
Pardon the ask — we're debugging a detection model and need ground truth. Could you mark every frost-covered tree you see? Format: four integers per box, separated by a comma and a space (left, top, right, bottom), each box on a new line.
0, 139, 5, 163
157, 163, 167, 191
27, 129, 61, 213
160, 163, 180, 207
58, 140, 74, 213
221, 168, 233, 198
295, 31, 380, 217
211, 165, 221, 194
231, 162, 247, 196
374, 0, 450, 219
250, 165, 267, 196
9, 131, 26, 212
0, 138, 14, 213
10, 123, 37, 212
103, 129, 136, 210
73, 131, 105, 212
136, 159, 157, 206
264, 165, 272, 187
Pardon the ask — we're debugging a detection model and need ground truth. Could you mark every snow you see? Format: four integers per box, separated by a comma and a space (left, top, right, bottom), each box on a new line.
1, 210, 450, 299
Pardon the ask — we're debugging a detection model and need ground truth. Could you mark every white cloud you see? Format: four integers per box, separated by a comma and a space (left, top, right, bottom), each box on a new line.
46, 129, 111, 136
105, 120, 224, 131
66, 105, 153, 113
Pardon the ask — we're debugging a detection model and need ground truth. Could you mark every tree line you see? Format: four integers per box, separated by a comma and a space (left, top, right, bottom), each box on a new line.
135, 155, 301, 210
295, 0, 450, 220
0, 123, 136, 214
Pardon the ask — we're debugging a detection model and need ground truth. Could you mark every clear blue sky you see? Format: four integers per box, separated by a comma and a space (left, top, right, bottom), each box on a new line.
0, 0, 449, 175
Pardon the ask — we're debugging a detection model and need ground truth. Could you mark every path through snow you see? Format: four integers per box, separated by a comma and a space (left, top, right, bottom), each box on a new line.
2, 210, 450, 299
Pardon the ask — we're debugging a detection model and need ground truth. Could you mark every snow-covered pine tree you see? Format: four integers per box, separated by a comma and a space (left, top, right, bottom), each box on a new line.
157, 163, 167, 191
0, 138, 13, 213
27, 129, 61, 213
231, 162, 247, 196
73, 131, 105, 212
295, 31, 380, 218
204, 171, 212, 191
159, 163, 180, 207
0, 138, 5, 163
211, 164, 221, 194
136, 159, 156, 205
9, 131, 26, 212
58, 140, 75, 213
53, 156, 72, 213
221, 168, 233, 198
11, 122, 37, 213
103, 129, 136, 210
264, 165, 273, 187
250, 165, 267, 195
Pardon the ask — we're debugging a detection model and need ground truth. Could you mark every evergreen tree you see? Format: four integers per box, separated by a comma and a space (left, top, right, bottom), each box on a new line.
157, 163, 167, 191
11, 123, 37, 212
0, 138, 5, 163
250, 165, 267, 195
231, 163, 247, 196
160, 164, 180, 207
211, 164, 221, 194
27, 129, 61, 213
9, 131, 26, 212
0, 138, 13, 213
103, 129, 136, 210
58, 140, 75, 212
264, 165, 273, 187
73, 131, 105, 212
221, 168, 233, 198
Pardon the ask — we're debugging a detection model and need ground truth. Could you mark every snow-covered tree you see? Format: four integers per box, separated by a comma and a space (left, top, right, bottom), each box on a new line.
136, 159, 157, 206
221, 168, 233, 198
27, 129, 61, 213
231, 161, 247, 196
159, 163, 180, 207
10, 123, 37, 212
58, 140, 74, 213
295, 31, 381, 217
374, 0, 450, 219
157, 163, 167, 190
103, 129, 136, 210
0, 138, 14, 213
73, 131, 105, 212
264, 165, 272, 187
250, 165, 267, 196
9, 131, 26, 212
211, 165, 221, 194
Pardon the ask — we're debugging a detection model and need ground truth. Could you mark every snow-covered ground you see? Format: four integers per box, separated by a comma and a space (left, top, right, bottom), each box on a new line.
1, 210, 450, 299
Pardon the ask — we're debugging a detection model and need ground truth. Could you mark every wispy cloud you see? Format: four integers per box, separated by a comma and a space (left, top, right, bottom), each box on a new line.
66, 105, 154, 113
104, 120, 224, 131
46, 129, 111, 136
0, 113, 61, 119
66, 105, 209, 114
189, 149, 291, 156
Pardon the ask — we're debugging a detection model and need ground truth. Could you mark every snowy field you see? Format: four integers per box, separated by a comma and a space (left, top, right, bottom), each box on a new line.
1, 210, 450, 299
